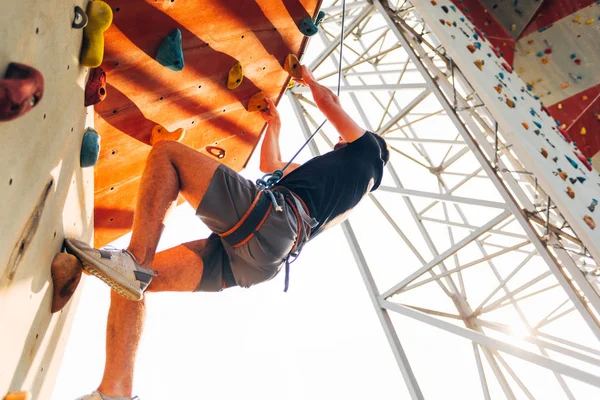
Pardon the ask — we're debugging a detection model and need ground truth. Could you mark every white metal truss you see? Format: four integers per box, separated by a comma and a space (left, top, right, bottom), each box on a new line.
288, 1, 600, 398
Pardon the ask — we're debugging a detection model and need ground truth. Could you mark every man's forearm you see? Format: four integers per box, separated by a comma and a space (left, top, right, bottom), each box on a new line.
260, 121, 282, 171
308, 81, 341, 112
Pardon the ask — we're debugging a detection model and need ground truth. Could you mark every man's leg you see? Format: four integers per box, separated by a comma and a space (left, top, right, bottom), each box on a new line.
126, 140, 221, 270
97, 239, 209, 397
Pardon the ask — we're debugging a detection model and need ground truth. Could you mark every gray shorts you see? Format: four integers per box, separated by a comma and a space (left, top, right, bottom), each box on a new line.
192, 164, 299, 291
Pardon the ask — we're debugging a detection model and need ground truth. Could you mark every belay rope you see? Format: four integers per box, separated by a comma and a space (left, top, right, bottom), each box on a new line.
254, 0, 347, 291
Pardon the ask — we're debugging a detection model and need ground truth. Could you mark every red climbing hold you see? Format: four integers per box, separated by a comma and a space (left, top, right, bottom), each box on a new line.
557, 126, 572, 143
575, 152, 593, 171
0, 63, 44, 121
501, 62, 513, 73
575, 58, 582, 65
84, 67, 107, 107
474, 27, 486, 42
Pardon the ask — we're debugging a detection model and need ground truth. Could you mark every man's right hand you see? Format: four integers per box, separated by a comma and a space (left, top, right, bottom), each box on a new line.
296, 65, 318, 87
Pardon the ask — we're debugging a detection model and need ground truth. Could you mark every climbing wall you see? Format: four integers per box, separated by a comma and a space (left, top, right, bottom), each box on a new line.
94, 0, 322, 247
411, 2, 600, 261
449, 0, 600, 160
0, 1, 94, 399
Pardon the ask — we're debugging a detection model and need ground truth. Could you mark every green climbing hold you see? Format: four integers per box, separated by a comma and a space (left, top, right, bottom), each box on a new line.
156, 28, 184, 72
298, 17, 319, 36
80, 127, 101, 168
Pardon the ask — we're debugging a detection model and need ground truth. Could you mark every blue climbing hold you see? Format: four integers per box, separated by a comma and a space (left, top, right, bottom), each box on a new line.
474, 42, 482, 50
536, 51, 544, 57
530, 109, 536, 116
533, 121, 542, 129
565, 155, 579, 169
534, 95, 540, 100
577, 176, 587, 183
499, 72, 505, 79
450, 5, 457, 11
80, 127, 101, 168
473, 33, 479, 40
488, 53, 492, 57
527, 84, 533, 91
460, 17, 466, 22
155, 28, 184, 72
299, 17, 319, 36
571, 53, 577, 59
315, 10, 326, 26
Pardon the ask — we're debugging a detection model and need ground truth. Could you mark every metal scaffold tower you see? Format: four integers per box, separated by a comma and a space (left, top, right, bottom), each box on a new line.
289, 1, 600, 398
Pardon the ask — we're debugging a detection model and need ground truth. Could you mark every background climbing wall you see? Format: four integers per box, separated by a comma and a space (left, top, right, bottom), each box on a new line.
411, 2, 600, 261
0, 1, 94, 399
94, 0, 323, 247
449, 0, 600, 161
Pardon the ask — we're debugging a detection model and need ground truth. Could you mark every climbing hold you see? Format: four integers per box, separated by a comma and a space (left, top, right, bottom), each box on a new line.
283, 54, 302, 80
80, 0, 113, 68
206, 145, 226, 159
569, 177, 578, 184
528, 40, 535, 45
467, 44, 477, 53
575, 152, 593, 171
582, 95, 588, 101
541, 58, 549, 65
502, 62, 512, 73
557, 126, 572, 142
571, 53, 577, 59
155, 28, 184, 71
0, 63, 44, 121
533, 121, 542, 129
541, 105, 551, 116
298, 17, 319, 36
536, 51, 544, 57
494, 85, 502, 94
450, 5, 456, 11
84, 67, 106, 107
474, 27, 486, 41
580, 127, 587, 135
577, 176, 587, 183
541, 148, 548, 158
586, 18, 595, 25
511, 24, 517, 32
506, 98, 515, 108
150, 124, 185, 146
574, 16, 582, 23
544, 48, 552, 55
72, 5, 88, 29
80, 127, 101, 168
499, 72, 505, 79
474, 60, 484, 70
558, 103, 563, 110
315, 10, 326, 27
555, 170, 568, 180
566, 186, 575, 199
584, 216, 596, 229
287, 79, 295, 89
522, 122, 529, 129
575, 58, 582, 65
561, 83, 569, 89
492, 47, 501, 58
51, 252, 83, 313
4, 391, 31, 400
589, 199, 598, 212
431, 1, 437, 5
248, 91, 268, 112
565, 155, 579, 169
227, 62, 243, 90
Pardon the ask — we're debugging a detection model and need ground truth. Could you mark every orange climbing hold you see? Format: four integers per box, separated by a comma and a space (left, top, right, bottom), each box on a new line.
541, 58, 549, 65
474, 60, 484, 71
561, 83, 569, 89
150, 124, 186, 146
466, 44, 477, 53
248, 91, 268, 112
283, 54, 302, 80
522, 122, 529, 130
557, 171, 568, 181
4, 392, 31, 400
540, 148, 548, 158
506, 98, 515, 108
494, 85, 502, 94
584, 216, 596, 230
566, 186, 575, 199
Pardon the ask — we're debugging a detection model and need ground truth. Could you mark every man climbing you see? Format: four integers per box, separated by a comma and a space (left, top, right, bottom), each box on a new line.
68, 65, 389, 400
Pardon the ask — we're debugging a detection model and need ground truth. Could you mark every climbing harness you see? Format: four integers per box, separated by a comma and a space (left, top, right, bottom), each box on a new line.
252, 0, 347, 290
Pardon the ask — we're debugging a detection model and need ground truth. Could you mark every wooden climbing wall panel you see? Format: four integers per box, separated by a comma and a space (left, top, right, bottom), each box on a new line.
94, 0, 322, 247
413, 2, 600, 261
0, 1, 94, 399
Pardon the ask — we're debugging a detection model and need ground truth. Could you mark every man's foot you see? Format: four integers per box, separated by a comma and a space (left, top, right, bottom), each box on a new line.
65, 238, 155, 301
76, 390, 139, 400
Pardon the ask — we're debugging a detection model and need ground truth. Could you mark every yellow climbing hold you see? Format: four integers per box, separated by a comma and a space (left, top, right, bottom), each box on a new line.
574, 16, 581, 23
474, 60, 484, 71
4, 392, 31, 400
558, 103, 563, 110
283, 54, 303, 80
287, 79, 295, 89
150, 124, 186, 146
227, 62, 244, 90
586, 18, 595, 25
582, 95, 589, 101
248, 91, 268, 112
519, 68, 525, 73
80, 0, 113, 68
526, 50, 532, 55
581, 127, 587, 135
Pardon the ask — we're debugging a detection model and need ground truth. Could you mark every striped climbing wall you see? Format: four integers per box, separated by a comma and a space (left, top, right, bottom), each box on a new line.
0, 1, 94, 399
451, 0, 600, 161
93, 0, 323, 247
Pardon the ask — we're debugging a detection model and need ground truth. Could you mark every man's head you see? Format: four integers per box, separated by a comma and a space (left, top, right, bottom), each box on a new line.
333, 134, 390, 165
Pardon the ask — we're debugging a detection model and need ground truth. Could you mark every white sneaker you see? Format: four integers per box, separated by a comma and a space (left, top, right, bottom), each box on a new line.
75, 390, 139, 400
65, 238, 156, 301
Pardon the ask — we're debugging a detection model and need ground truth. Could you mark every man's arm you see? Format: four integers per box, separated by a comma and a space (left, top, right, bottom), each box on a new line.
259, 98, 301, 175
297, 65, 366, 143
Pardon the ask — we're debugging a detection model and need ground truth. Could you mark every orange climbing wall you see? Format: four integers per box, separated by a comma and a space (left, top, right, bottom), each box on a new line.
94, 0, 322, 247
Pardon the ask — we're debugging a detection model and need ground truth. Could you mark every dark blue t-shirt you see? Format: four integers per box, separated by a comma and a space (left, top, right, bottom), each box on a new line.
279, 132, 385, 238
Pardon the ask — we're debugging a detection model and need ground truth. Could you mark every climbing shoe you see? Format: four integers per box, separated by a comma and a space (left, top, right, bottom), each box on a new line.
65, 238, 155, 301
